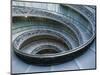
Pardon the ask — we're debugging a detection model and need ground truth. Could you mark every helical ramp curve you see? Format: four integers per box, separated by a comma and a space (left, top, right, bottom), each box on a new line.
12, 1, 96, 73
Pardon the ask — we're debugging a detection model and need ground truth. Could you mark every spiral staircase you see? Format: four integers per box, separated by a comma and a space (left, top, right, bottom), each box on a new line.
11, 1, 96, 74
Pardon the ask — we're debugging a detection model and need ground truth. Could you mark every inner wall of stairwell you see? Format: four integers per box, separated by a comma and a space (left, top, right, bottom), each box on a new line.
12, 1, 95, 62
11, 1, 96, 74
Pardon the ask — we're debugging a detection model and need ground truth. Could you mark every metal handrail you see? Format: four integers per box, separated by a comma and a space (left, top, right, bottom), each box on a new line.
12, 6, 94, 35
12, 6, 96, 58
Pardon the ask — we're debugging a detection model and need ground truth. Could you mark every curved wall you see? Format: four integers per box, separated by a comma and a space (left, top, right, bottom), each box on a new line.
11, 1, 96, 74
